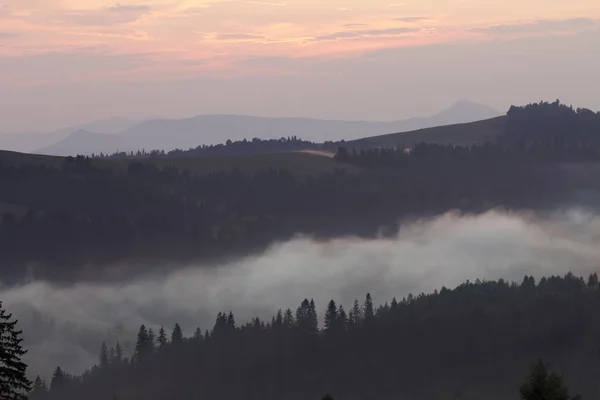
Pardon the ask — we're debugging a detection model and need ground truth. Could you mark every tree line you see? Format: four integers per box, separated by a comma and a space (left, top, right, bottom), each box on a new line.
93, 136, 322, 159
27, 273, 595, 400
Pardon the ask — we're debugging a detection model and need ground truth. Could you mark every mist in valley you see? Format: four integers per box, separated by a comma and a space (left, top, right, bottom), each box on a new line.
4, 208, 600, 380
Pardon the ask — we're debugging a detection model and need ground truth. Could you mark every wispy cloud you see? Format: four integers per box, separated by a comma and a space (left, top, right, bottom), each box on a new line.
394, 17, 430, 23
52, 4, 153, 27
472, 18, 599, 35
198, 32, 267, 42
247, 1, 286, 6
314, 27, 419, 41
0, 32, 18, 39
342, 23, 368, 28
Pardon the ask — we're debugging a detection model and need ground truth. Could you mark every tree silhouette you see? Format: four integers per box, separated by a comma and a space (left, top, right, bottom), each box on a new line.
157, 327, 168, 348
0, 301, 31, 399
520, 359, 582, 400
171, 323, 183, 344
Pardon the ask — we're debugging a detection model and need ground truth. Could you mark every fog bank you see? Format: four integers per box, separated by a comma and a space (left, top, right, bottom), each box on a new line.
3, 208, 600, 379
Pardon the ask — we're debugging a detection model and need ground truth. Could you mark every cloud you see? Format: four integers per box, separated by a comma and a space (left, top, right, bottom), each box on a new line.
54, 4, 153, 27
0, 32, 18, 39
394, 17, 429, 23
472, 18, 599, 35
247, 1, 286, 6
6, 208, 600, 379
314, 27, 419, 41
107, 4, 152, 13
214, 32, 266, 41
342, 23, 368, 28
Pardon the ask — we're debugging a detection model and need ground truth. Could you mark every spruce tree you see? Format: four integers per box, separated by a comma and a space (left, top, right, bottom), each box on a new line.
283, 308, 295, 328
115, 342, 123, 363
193, 327, 202, 339
324, 299, 338, 333
148, 328, 156, 351
337, 305, 348, 332
350, 299, 363, 326
171, 323, 183, 344
363, 293, 374, 323
31, 376, 47, 398
99, 342, 108, 368
0, 301, 32, 399
50, 366, 66, 393
308, 299, 318, 333
157, 327, 168, 348
519, 359, 582, 400
134, 325, 151, 362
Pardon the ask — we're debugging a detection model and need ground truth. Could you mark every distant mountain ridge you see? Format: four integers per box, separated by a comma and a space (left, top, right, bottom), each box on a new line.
0, 117, 140, 153
31, 100, 501, 156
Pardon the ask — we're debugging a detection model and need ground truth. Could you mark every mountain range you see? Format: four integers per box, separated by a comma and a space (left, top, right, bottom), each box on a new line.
0, 100, 501, 156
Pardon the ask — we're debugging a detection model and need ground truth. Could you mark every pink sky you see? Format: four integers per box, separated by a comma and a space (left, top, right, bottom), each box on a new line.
1, 0, 599, 131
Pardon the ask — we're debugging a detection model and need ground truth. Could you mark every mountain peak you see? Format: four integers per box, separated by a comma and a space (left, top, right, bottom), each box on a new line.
432, 100, 502, 123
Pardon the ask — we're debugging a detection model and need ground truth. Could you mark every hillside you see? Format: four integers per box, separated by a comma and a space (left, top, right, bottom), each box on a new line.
32, 100, 501, 156
0, 149, 353, 177
30, 274, 598, 400
349, 116, 507, 148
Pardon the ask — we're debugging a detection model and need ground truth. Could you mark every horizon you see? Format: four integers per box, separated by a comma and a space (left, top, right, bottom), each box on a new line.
1, 98, 504, 136
0, 1, 599, 133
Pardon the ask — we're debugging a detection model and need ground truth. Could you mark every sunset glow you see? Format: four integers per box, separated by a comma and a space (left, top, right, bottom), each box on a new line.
2, 0, 599, 83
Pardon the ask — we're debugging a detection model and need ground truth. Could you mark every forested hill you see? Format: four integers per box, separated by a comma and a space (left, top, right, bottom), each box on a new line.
0, 101, 599, 283
30, 273, 598, 400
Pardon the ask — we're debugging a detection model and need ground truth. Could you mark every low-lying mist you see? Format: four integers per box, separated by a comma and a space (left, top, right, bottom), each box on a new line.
3, 208, 600, 379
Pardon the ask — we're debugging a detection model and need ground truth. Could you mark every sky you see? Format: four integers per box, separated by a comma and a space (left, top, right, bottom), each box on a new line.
0, 0, 599, 132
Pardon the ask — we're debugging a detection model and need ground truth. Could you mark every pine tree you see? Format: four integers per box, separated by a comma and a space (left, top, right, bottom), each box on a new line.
363, 293, 374, 323
350, 299, 363, 326
0, 301, 32, 399
227, 312, 236, 329
31, 375, 48, 398
308, 299, 318, 333
324, 299, 338, 333
283, 308, 295, 328
148, 328, 156, 351
50, 366, 66, 392
193, 327, 202, 339
171, 323, 183, 344
109, 347, 116, 364
99, 342, 108, 368
115, 342, 123, 363
157, 327, 168, 348
519, 359, 582, 400
134, 325, 151, 362
337, 305, 348, 332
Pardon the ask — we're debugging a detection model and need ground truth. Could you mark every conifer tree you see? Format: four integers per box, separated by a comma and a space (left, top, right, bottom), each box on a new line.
519, 359, 582, 400
50, 366, 66, 393
0, 301, 32, 399
283, 308, 295, 328
363, 293, 374, 323
171, 323, 183, 344
194, 327, 202, 339
148, 328, 156, 351
115, 342, 123, 363
31, 376, 47, 398
350, 299, 363, 326
99, 342, 108, 368
308, 299, 318, 333
337, 305, 348, 332
134, 325, 151, 362
324, 299, 338, 333
157, 327, 168, 348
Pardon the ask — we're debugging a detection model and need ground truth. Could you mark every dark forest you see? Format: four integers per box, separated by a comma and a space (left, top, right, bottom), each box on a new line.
29, 273, 595, 400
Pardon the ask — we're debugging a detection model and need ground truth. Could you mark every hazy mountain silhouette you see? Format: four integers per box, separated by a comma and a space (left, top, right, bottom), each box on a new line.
0, 117, 139, 153
35, 101, 501, 156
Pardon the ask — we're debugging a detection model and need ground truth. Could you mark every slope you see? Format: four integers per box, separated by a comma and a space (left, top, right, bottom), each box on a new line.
33, 101, 501, 156
348, 116, 507, 148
